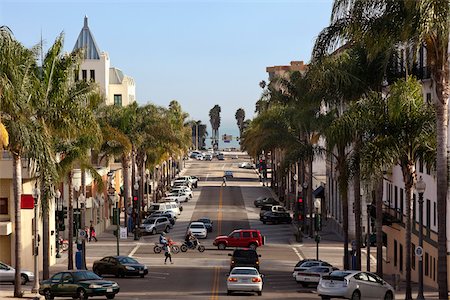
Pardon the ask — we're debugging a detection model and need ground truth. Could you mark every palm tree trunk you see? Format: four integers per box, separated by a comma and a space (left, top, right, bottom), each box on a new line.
307, 156, 314, 237
41, 179, 49, 279
375, 176, 383, 277
67, 172, 74, 270
402, 165, 414, 300
435, 67, 449, 299
13, 153, 22, 297
121, 154, 129, 228
81, 168, 86, 270
353, 159, 362, 271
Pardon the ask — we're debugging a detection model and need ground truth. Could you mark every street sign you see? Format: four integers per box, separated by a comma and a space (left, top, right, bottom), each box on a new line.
78, 229, 87, 240
415, 245, 423, 257
119, 227, 127, 239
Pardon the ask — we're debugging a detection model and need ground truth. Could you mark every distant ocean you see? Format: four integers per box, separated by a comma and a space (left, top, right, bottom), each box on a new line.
205, 126, 241, 150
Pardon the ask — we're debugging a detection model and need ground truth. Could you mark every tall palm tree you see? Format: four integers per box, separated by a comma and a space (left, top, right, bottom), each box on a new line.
315, 2, 449, 295
209, 105, 221, 150
235, 108, 245, 149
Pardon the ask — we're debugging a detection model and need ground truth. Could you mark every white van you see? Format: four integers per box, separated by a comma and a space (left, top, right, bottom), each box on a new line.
162, 200, 181, 215
148, 202, 171, 213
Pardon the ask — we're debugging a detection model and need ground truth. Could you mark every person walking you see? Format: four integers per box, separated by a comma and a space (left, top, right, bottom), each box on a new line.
222, 176, 227, 187
164, 243, 173, 264
89, 222, 97, 242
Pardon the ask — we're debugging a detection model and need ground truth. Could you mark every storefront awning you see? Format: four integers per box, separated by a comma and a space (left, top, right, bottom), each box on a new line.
313, 186, 325, 199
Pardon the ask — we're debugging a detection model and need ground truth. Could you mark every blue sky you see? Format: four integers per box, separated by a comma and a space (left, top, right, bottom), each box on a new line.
0, 0, 333, 148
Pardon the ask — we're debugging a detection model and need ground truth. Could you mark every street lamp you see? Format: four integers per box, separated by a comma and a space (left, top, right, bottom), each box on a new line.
302, 181, 309, 235
415, 176, 426, 300
314, 198, 321, 260
145, 169, 150, 207
78, 192, 86, 270
133, 181, 140, 240
31, 185, 40, 293
55, 189, 61, 258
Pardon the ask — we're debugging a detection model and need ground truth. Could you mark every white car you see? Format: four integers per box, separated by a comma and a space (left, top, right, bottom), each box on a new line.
195, 154, 204, 160
177, 176, 198, 188
292, 260, 333, 278
295, 266, 336, 287
0, 261, 34, 285
188, 222, 208, 238
317, 270, 395, 300
170, 186, 193, 198
239, 162, 254, 169
165, 191, 190, 202
162, 199, 181, 215
227, 267, 263, 296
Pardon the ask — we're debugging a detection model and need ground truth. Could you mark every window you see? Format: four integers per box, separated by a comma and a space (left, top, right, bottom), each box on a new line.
90, 70, 95, 82
394, 186, 398, 209
0, 198, 8, 214
434, 202, 436, 226
426, 199, 431, 236
74, 70, 79, 82
82, 69, 87, 81
412, 243, 416, 270
230, 232, 240, 239
419, 158, 424, 173
242, 232, 251, 238
433, 257, 436, 281
354, 273, 369, 281
425, 252, 429, 276
412, 194, 416, 224
400, 189, 404, 222
399, 244, 403, 272
252, 232, 258, 238
394, 240, 398, 267
51, 273, 63, 284
114, 94, 122, 106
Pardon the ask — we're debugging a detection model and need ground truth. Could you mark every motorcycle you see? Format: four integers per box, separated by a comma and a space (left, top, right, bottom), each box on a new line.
153, 239, 180, 254
180, 239, 205, 252
58, 237, 69, 252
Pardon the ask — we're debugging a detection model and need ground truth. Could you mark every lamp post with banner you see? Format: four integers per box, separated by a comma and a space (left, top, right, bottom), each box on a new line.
415, 176, 426, 300
55, 189, 62, 258
314, 198, 321, 260
133, 181, 140, 240
31, 185, 40, 293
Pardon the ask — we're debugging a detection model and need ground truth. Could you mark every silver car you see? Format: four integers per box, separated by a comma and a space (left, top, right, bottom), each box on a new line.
140, 217, 171, 235
317, 270, 395, 300
0, 261, 34, 285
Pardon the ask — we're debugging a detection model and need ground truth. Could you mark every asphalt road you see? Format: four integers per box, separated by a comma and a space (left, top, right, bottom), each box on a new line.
2, 156, 323, 299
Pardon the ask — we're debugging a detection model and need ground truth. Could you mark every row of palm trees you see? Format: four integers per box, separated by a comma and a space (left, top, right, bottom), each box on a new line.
0, 28, 191, 297
243, 1, 448, 298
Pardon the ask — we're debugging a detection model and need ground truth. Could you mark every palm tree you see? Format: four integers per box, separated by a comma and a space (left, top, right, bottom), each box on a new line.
235, 108, 245, 149
209, 105, 221, 150
315, 2, 449, 295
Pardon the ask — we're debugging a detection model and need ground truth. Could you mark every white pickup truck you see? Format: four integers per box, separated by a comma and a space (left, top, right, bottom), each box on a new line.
259, 205, 287, 218
165, 192, 190, 202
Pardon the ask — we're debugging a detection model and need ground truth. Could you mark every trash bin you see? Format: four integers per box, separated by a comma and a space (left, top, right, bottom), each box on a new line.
75, 251, 83, 270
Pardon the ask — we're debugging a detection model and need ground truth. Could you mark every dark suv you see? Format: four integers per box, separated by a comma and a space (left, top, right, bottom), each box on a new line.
228, 248, 261, 271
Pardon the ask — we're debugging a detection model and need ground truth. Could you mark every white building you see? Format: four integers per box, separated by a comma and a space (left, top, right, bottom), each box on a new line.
73, 16, 136, 106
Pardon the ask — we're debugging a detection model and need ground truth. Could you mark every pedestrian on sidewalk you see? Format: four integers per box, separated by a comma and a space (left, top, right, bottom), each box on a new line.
89, 221, 98, 242
222, 176, 227, 186
164, 244, 173, 264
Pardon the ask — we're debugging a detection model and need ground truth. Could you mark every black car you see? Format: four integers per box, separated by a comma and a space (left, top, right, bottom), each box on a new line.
148, 212, 176, 226
260, 211, 292, 224
229, 248, 261, 271
39, 270, 119, 300
197, 217, 213, 232
93, 256, 148, 278
254, 196, 280, 208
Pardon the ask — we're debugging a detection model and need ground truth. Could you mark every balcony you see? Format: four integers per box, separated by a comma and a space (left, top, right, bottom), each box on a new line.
368, 203, 402, 226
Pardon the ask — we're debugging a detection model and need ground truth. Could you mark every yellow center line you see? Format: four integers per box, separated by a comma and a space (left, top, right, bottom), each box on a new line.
218, 186, 223, 236
210, 266, 220, 300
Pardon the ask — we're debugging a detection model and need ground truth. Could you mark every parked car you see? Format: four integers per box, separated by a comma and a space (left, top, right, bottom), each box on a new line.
187, 222, 208, 239
93, 256, 148, 278
228, 248, 261, 271
204, 153, 213, 161
292, 260, 333, 278
217, 153, 225, 160
147, 212, 176, 226
195, 154, 204, 160
39, 270, 119, 300
260, 211, 292, 224
213, 229, 264, 250
259, 205, 286, 218
238, 162, 254, 169
317, 270, 395, 300
165, 192, 189, 202
227, 267, 263, 296
161, 199, 182, 215
224, 170, 233, 178
197, 217, 213, 232
177, 176, 198, 188
140, 217, 171, 235
189, 151, 201, 158
0, 261, 34, 285
170, 186, 193, 198
294, 266, 336, 287
254, 196, 280, 208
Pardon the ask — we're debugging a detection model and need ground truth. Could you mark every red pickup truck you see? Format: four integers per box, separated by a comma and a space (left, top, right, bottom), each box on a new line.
213, 229, 265, 250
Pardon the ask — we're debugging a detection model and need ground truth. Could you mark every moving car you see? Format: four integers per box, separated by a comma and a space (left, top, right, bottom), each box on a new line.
39, 270, 119, 300
213, 229, 264, 250
93, 256, 148, 278
217, 153, 225, 160
317, 270, 395, 300
0, 261, 34, 285
187, 222, 208, 238
224, 170, 233, 178
229, 248, 261, 271
197, 217, 213, 232
294, 266, 336, 287
140, 217, 171, 235
147, 211, 176, 225
259, 205, 286, 218
195, 153, 204, 160
204, 153, 212, 161
227, 267, 263, 296
292, 260, 333, 278
238, 162, 254, 169
260, 211, 292, 224
254, 196, 280, 208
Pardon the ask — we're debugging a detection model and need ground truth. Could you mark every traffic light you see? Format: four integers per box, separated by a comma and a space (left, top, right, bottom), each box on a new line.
297, 198, 304, 221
